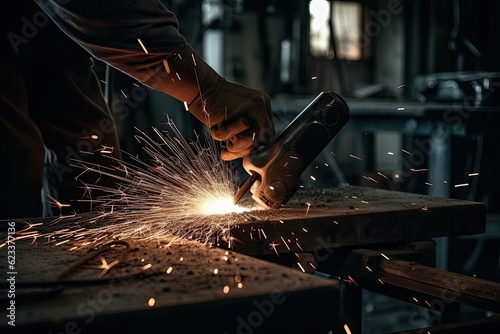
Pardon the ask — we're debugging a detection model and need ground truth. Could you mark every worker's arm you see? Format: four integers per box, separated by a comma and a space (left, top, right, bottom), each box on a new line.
35, 0, 274, 160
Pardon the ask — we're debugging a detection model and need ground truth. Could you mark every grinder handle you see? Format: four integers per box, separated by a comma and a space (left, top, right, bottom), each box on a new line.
242, 91, 349, 209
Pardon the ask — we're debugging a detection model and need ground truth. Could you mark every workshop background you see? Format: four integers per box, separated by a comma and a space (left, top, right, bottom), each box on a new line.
92, 0, 499, 332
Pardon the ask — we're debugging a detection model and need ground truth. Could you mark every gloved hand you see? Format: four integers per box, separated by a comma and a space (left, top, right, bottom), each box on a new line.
199, 80, 275, 161
152, 44, 275, 160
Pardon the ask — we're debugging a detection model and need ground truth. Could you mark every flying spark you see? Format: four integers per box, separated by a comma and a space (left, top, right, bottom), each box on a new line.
137, 38, 149, 54
162, 59, 171, 73
401, 149, 413, 156
411, 168, 429, 172
377, 172, 388, 179
349, 154, 363, 161
2, 116, 259, 250
280, 236, 290, 250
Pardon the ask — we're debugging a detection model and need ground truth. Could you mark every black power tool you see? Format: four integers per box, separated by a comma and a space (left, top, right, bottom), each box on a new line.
232, 91, 350, 209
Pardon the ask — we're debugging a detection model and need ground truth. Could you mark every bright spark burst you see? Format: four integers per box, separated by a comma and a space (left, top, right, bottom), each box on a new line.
201, 197, 248, 215
2, 116, 258, 250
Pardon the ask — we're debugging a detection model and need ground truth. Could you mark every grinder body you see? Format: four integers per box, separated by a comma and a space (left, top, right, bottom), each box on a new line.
241, 91, 349, 209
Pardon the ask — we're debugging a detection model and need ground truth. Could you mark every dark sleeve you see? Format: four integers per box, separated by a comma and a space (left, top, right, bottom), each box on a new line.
34, 0, 187, 84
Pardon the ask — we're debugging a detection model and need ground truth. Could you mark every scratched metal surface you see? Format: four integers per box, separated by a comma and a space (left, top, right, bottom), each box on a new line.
0, 238, 338, 333
229, 185, 486, 255
0, 185, 486, 332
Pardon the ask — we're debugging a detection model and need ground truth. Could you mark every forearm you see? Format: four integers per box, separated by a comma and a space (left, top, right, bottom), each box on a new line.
34, 0, 209, 104
34, 0, 275, 161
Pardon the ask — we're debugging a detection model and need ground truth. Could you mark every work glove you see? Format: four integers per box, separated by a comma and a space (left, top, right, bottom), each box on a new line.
152, 44, 275, 161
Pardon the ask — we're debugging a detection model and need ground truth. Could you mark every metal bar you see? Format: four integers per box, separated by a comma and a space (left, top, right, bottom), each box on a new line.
377, 260, 500, 313
232, 172, 258, 205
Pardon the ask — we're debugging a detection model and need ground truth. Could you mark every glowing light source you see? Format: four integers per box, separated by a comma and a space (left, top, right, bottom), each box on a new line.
200, 197, 248, 215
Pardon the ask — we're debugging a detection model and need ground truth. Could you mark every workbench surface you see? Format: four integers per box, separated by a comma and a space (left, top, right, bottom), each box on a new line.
0, 185, 486, 333
231, 185, 486, 255
0, 237, 338, 333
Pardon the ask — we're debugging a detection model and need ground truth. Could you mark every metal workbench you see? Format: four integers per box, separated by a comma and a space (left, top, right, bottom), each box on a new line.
229, 185, 500, 333
1, 185, 499, 333
0, 235, 338, 333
